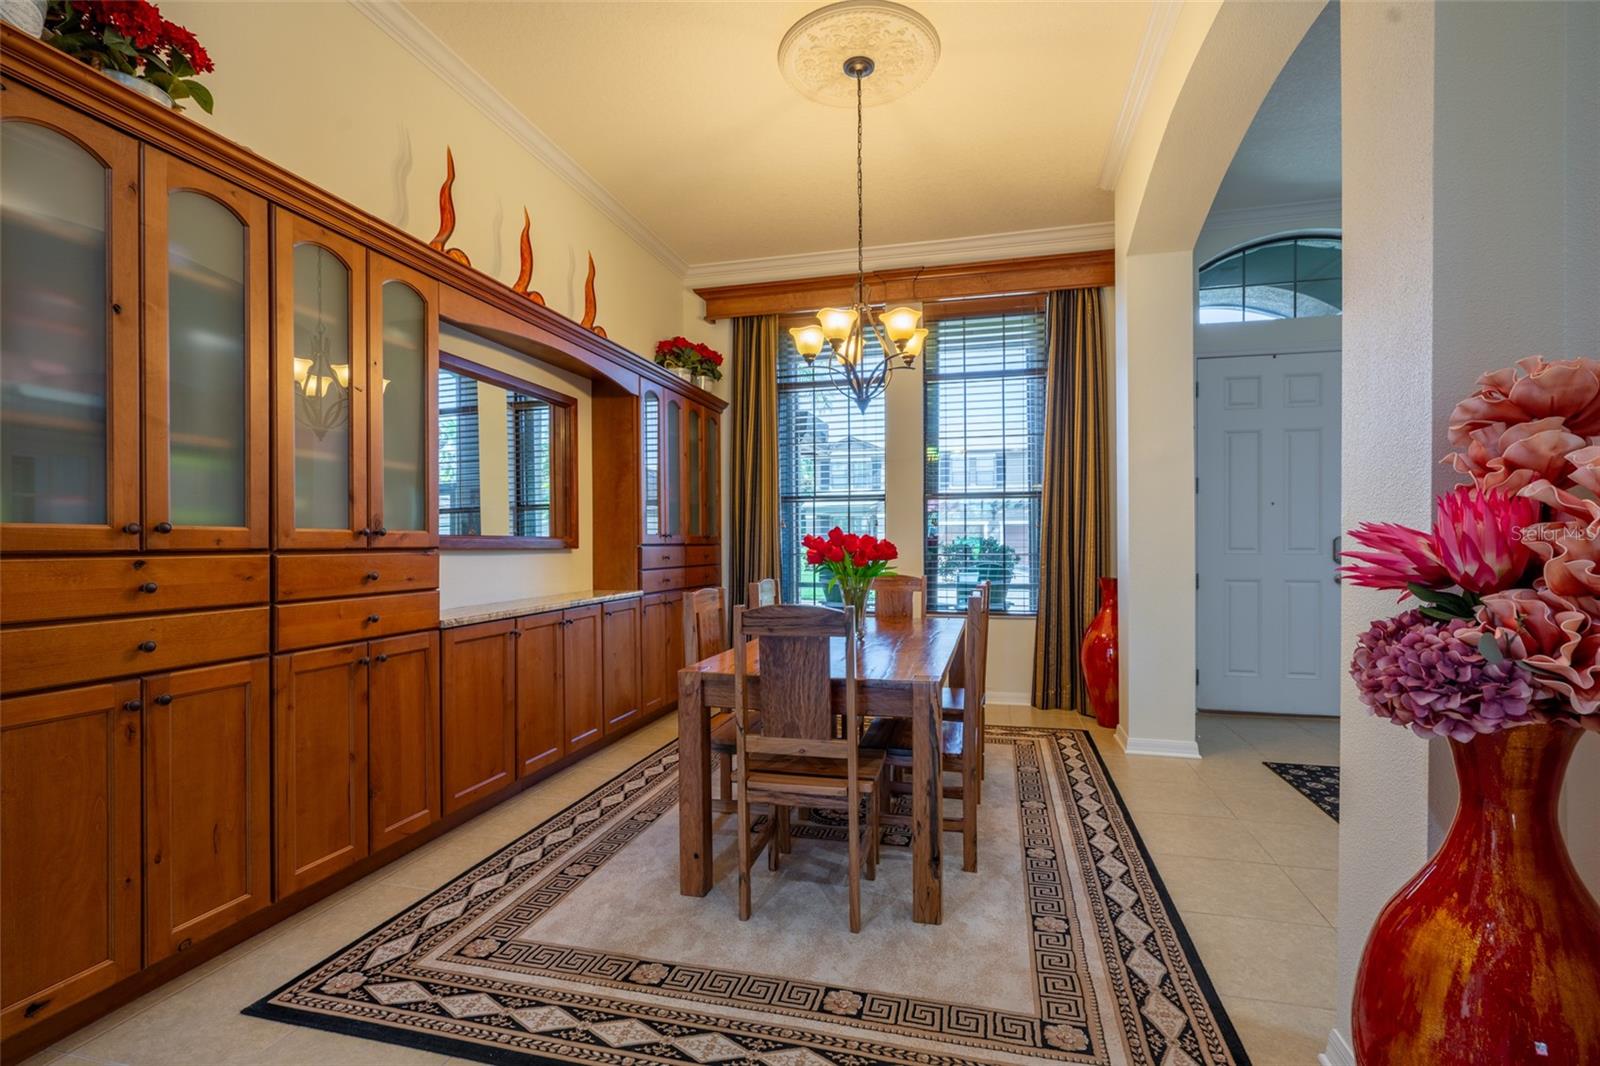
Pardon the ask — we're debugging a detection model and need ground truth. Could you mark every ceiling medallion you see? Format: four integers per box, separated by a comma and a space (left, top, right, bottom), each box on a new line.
777, 0, 940, 108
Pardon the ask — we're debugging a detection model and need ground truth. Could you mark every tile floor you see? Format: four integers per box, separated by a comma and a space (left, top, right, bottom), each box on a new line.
20, 708, 1340, 1066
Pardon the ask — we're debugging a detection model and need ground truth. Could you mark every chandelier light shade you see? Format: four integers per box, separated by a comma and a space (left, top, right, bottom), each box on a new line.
783, 24, 936, 413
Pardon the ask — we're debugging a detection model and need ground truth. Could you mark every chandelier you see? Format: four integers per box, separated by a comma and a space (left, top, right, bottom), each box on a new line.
787, 55, 927, 413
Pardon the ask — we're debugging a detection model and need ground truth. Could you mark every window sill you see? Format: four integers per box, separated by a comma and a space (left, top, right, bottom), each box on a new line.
928, 610, 1036, 620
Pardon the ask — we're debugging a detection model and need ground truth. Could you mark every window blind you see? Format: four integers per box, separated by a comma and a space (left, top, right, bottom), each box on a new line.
777, 326, 887, 605
923, 311, 1047, 614
508, 392, 552, 537
437, 368, 481, 535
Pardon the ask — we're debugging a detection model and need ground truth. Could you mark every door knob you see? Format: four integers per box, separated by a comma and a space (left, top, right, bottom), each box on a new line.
153, 521, 173, 534
357, 656, 371, 666
358, 528, 372, 537
122, 699, 142, 712
366, 614, 381, 623
364, 571, 380, 582
373, 527, 388, 537
138, 640, 157, 653
123, 522, 141, 534
154, 694, 173, 706
375, 653, 389, 663
139, 582, 158, 594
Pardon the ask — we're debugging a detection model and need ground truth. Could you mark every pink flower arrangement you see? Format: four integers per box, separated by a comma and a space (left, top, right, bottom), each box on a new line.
1345, 355, 1600, 737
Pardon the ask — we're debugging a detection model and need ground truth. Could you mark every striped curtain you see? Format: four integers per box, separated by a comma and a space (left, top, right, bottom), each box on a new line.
1032, 289, 1110, 711
728, 315, 783, 612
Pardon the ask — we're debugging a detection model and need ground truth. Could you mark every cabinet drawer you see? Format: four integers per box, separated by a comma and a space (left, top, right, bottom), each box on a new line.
274, 591, 440, 652
1, 554, 269, 624
276, 551, 439, 602
1, 608, 270, 695
684, 545, 719, 567
640, 567, 687, 593
639, 546, 684, 570
685, 565, 720, 589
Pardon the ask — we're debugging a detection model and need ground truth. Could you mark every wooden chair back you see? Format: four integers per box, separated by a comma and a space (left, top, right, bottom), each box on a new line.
747, 577, 779, 608
732, 604, 856, 765
682, 586, 728, 667
972, 580, 991, 701
963, 586, 987, 707
872, 574, 925, 621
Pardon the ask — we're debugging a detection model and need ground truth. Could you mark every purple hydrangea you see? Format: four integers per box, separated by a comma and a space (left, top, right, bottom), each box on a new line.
1350, 610, 1552, 741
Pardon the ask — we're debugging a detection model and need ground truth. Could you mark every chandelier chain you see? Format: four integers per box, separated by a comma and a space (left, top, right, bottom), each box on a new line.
855, 70, 864, 309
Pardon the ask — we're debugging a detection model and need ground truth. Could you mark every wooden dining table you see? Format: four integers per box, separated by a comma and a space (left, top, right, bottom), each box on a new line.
677, 614, 967, 925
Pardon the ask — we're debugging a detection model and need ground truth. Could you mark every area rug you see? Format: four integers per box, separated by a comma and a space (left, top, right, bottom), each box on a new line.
1262, 762, 1340, 821
247, 726, 1250, 1065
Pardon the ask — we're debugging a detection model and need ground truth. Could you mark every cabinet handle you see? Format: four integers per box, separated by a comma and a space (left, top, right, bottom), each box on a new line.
366, 614, 381, 624
154, 694, 173, 706
374, 527, 388, 537
358, 656, 371, 666
111, 302, 123, 314
138, 640, 157, 653
123, 522, 142, 534
153, 521, 173, 534
511, 629, 522, 638
358, 528, 372, 537
122, 699, 142, 712
363, 571, 380, 582
139, 582, 158, 594
375, 653, 389, 663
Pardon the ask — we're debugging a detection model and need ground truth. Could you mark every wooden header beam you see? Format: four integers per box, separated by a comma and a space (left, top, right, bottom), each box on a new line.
693, 248, 1113, 322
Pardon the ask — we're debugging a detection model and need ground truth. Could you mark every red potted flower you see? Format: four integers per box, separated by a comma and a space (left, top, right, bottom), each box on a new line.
653, 336, 724, 387
44, 1, 215, 113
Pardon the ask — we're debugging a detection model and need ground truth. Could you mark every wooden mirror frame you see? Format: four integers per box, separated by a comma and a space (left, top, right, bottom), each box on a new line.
438, 351, 579, 550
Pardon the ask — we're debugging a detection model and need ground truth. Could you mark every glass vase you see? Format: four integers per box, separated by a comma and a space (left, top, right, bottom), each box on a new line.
842, 583, 868, 641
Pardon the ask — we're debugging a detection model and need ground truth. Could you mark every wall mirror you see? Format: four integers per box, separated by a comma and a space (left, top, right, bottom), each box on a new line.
437, 352, 577, 548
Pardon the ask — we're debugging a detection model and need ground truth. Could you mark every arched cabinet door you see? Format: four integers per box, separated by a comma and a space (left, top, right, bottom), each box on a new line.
641, 386, 664, 543
273, 210, 369, 549
0, 83, 140, 553
142, 151, 270, 551
366, 255, 438, 549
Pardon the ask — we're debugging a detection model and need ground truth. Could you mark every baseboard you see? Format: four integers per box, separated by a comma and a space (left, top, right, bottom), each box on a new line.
986, 690, 1034, 708
1319, 1027, 1355, 1066
1119, 735, 1202, 759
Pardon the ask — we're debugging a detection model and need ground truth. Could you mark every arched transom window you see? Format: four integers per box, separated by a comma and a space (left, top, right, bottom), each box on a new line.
1198, 236, 1341, 323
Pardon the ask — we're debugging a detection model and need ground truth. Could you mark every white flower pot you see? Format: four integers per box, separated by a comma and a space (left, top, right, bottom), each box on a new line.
0, 0, 45, 36
101, 69, 174, 109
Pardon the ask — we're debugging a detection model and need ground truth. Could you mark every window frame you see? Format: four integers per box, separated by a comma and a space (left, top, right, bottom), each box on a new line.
1196, 234, 1342, 324
921, 302, 1048, 618
437, 350, 578, 550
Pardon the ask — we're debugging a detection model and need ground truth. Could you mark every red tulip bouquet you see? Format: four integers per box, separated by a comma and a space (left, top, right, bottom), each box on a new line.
1344, 356, 1600, 739
802, 527, 898, 635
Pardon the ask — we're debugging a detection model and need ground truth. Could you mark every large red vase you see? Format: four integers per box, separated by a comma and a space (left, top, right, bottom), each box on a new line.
1079, 577, 1118, 729
1352, 723, 1600, 1064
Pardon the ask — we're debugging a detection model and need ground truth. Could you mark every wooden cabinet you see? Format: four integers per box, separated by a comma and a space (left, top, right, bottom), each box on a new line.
368, 631, 440, 850
142, 150, 270, 552
602, 598, 641, 734
641, 591, 684, 716
0, 83, 141, 554
366, 256, 438, 549
562, 604, 604, 752
515, 612, 564, 777
272, 644, 369, 896
441, 620, 516, 813
1, 681, 142, 1038
142, 659, 271, 962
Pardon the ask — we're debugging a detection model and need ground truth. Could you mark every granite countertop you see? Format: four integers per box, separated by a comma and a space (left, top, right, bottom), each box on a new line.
439, 589, 641, 629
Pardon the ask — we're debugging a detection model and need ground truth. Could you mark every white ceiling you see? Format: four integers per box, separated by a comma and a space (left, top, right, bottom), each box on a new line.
402, 1, 1154, 269
1208, 3, 1340, 214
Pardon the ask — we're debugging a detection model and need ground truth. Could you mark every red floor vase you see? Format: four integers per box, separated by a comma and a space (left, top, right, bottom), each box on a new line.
1079, 577, 1118, 729
1352, 723, 1600, 1065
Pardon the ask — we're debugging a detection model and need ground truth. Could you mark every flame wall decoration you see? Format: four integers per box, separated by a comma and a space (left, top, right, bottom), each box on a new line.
512, 208, 546, 306
580, 252, 606, 338
427, 147, 472, 267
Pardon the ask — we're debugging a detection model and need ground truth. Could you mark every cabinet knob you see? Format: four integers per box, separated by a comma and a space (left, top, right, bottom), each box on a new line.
111, 302, 123, 314
122, 699, 142, 712
138, 640, 157, 653
363, 571, 380, 582
375, 653, 389, 663
123, 522, 142, 534
357, 656, 371, 666
511, 629, 522, 638
358, 528, 372, 537
374, 527, 388, 537
139, 582, 158, 594
154, 694, 173, 706
366, 614, 380, 624
153, 521, 173, 534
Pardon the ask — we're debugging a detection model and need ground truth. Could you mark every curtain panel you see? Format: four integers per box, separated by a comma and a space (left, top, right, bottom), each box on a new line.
1032, 288, 1110, 711
728, 315, 783, 612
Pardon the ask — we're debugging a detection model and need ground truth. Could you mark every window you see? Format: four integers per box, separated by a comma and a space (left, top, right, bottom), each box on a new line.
1197, 236, 1341, 323
437, 353, 577, 547
923, 310, 1047, 614
438, 368, 481, 535
777, 323, 887, 605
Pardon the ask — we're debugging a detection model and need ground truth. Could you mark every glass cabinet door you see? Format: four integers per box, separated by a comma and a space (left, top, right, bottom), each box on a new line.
665, 397, 682, 539
0, 86, 141, 552
142, 151, 269, 550
686, 407, 701, 538
705, 410, 719, 539
641, 389, 662, 540
273, 211, 368, 548
368, 255, 437, 548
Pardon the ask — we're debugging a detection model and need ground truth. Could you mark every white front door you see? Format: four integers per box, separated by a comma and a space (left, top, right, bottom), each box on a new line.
1196, 351, 1341, 715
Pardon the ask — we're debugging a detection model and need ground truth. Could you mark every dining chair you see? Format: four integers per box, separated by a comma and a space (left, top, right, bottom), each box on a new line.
747, 577, 779, 608
864, 587, 984, 872
871, 574, 925, 621
683, 587, 738, 809
732, 604, 886, 933
944, 580, 990, 794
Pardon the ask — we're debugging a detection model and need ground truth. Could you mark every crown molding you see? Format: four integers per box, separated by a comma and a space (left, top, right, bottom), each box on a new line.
1098, 2, 1182, 191
1202, 197, 1342, 233
349, 0, 687, 277
683, 221, 1114, 289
